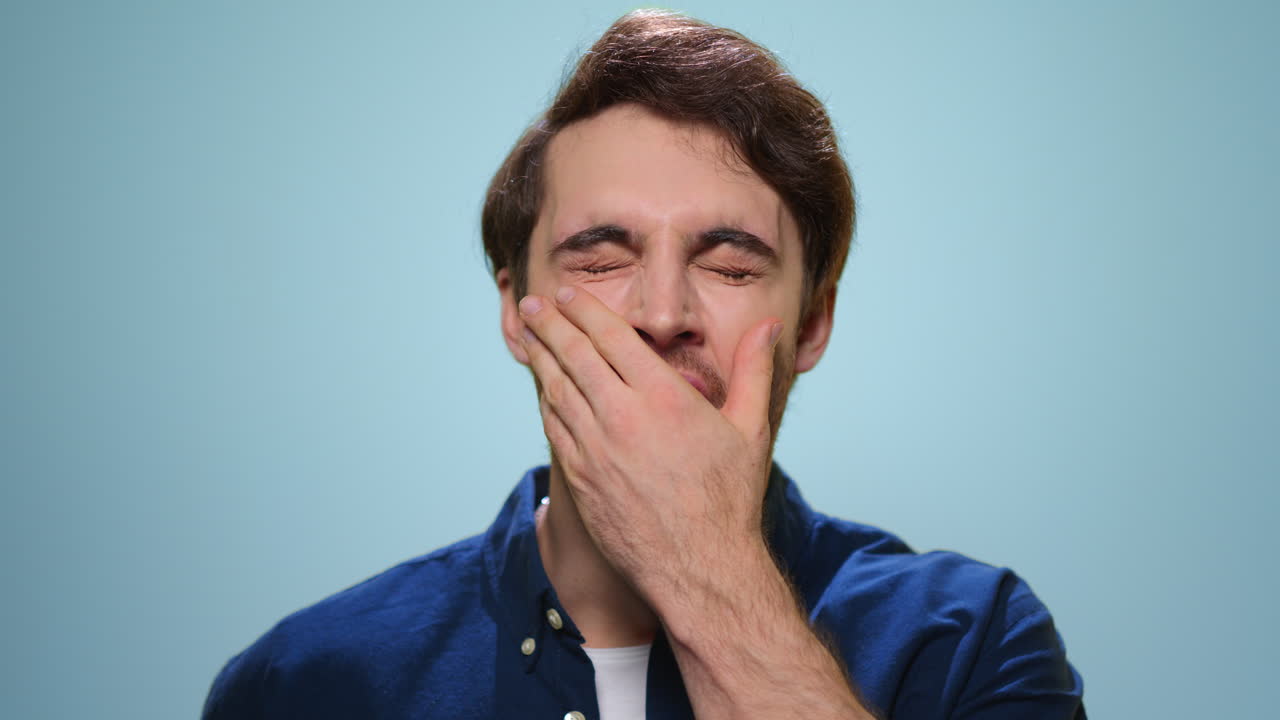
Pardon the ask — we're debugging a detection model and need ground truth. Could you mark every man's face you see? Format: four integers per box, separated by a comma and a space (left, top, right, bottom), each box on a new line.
501, 103, 833, 436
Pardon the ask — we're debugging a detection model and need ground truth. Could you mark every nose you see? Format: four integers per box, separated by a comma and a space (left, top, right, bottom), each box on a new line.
623, 253, 704, 352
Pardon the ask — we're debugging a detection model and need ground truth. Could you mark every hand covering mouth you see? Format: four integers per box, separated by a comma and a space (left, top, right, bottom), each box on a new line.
660, 348, 726, 408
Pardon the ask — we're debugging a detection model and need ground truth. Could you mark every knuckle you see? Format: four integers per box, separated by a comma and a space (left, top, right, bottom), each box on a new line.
540, 401, 573, 448
547, 375, 572, 406
538, 393, 555, 418
545, 417, 567, 443
547, 427, 572, 458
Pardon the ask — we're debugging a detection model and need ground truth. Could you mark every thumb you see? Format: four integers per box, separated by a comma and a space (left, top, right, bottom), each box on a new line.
722, 318, 783, 435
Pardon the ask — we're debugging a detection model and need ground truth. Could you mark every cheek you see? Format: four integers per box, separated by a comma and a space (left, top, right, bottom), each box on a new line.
701, 283, 800, 374
525, 259, 562, 295
700, 294, 765, 369
579, 278, 634, 314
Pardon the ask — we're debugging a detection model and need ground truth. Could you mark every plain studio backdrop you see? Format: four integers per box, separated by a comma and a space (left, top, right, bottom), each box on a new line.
2, 2, 1276, 718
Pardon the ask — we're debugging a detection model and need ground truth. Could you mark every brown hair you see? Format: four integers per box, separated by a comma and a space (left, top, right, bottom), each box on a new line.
482, 9, 854, 315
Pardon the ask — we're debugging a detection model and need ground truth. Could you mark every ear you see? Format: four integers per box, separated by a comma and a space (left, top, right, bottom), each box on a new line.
793, 286, 836, 374
497, 268, 530, 366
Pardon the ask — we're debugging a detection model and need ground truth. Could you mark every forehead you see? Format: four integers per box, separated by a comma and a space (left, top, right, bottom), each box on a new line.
538, 104, 796, 248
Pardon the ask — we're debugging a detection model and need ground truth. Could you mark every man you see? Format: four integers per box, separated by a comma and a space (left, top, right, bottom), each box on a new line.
204, 10, 1084, 719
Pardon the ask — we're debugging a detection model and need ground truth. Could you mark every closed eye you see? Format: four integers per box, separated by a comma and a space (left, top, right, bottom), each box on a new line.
700, 264, 763, 284
565, 260, 632, 276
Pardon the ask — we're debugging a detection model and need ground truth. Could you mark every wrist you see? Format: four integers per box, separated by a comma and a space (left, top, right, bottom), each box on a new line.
654, 535, 790, 648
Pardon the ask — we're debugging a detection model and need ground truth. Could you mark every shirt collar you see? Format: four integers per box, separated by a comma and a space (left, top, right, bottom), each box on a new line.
482, 462, 815, 666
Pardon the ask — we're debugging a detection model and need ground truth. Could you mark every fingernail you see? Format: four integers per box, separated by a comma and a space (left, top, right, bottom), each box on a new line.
768, 322, 783, 347
519, 296, 543, 315
522, 327, 536, 344
555, 286, 576, 304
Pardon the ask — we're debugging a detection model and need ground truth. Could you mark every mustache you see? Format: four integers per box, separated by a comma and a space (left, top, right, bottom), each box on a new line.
656, 347, 727, 408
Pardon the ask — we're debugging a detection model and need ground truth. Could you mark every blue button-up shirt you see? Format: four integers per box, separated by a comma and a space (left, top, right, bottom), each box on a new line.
204, 465, 1085, 718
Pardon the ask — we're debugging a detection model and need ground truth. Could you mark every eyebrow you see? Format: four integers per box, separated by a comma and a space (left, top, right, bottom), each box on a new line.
694, 227, 778, 264
549, 224, 637, 257
550, 224, 777, 263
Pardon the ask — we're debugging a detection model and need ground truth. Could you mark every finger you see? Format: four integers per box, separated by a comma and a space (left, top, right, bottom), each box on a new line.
722, 318, 782, 436
522, 324, 594, 433
538, 392, 580, 468
520, 294, 622, 410
551, 285, 664, 387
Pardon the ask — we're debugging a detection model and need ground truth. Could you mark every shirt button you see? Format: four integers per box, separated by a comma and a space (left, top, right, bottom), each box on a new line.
564, 712, 585, 720
520, 637, 536, 655
546, 608, 564, 630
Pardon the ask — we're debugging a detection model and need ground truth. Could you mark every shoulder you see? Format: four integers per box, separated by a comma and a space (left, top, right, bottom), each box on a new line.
275, 533, 489, 642
799, 513, 1085, 717
203, 534, 495, 718
800, 509, 1026, 616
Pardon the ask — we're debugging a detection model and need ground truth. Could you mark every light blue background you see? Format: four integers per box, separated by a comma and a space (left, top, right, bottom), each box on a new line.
3, 2, 1276, 718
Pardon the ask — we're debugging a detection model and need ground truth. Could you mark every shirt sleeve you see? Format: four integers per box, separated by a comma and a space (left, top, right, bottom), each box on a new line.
952, 575, 1086, 719
201, 641, 270, 720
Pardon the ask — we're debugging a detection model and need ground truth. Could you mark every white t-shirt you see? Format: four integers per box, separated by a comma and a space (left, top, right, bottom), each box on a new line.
581, 644, 652, 720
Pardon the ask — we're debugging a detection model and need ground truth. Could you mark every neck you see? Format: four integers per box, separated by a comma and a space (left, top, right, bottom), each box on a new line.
535, 459, 658, 649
